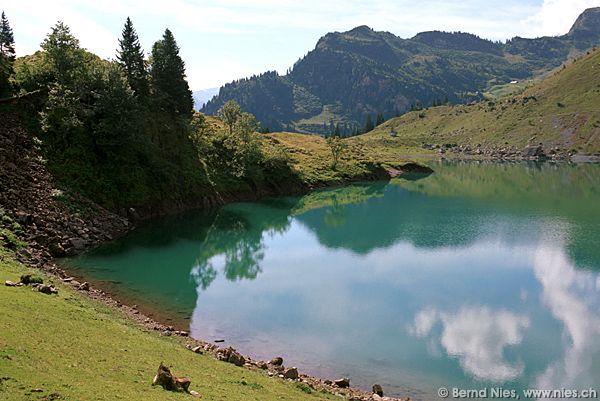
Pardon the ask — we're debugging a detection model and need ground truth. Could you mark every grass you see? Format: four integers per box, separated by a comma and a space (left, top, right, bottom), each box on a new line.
263, 131, 431, 187
362, 48, 600, 155
0, 247, 336, 401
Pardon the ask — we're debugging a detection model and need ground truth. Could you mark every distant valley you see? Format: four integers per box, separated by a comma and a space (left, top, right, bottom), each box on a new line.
192, 87, 219, 110
202, 7, 600, 135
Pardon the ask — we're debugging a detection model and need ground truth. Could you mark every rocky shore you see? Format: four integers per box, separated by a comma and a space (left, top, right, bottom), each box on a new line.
421, 142, 590, 161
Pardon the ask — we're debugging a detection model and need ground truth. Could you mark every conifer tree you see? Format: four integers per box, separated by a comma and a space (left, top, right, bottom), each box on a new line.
0, 11, 16, 96
41, 22, 84, 85
364, 114, 374, 132
117, 17, 148, 100
150, 29, 193, 118
376, 113, 385, 126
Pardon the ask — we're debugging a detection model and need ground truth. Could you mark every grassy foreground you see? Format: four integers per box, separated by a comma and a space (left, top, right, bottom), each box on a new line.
0, 248, 335, 401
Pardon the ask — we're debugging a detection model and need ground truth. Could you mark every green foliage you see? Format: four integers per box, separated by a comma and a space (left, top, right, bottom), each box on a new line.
150, 29, 193, 118
40, 22, 86, 85
0, 208, 25, 249
364, 114, 374, 133
117, 17, 149, 100
326, 135, 347, 170
218, 100, 242, 135
0, 10, 16, 96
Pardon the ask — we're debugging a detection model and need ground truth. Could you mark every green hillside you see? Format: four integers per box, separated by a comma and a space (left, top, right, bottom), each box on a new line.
202, 8, 600, 134
358, 47, 600, 155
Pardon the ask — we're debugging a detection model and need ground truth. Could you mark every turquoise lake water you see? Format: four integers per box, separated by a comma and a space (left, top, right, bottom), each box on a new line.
64, 162, 600, 399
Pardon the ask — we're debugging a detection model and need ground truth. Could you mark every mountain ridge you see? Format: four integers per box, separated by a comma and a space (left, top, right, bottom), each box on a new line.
202, 7, 600, 135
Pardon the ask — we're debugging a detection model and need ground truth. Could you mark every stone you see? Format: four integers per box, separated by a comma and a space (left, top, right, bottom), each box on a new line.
334, 378, 350, 388
372, 383, 384, 396
37, 284, 58, 294
4, 280, 20, 287
191, 346, 203, 354
269, 356, 283, 366
215, 347, 246, 367
78, 282, 90, 291
190, 390, 201, 398
48, 242, 66, 257
522, 145, 547, 160
68, 238, 87, 252
257, 361, 268, 370
283, 367, 299, 380
152, 363, 191, 393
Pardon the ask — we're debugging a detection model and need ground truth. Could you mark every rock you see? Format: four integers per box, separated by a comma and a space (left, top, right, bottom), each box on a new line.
283, 367, 299, 380
191, 346, 203, 354
372, 383, 384, 396
68, 238, 87, 252
48, 242, 66, 257
522, 145, 547, 160
216, 347, 246, 367
152, 363, 191, 393
190, 390, 201, 398
372, 394, 384, 401
37, 284, 58, 294
78, 282, 90, 291
257, 361, 268, 370
334, 378, 350, 388
269, 356, 283, 366
4, 280, 21, 287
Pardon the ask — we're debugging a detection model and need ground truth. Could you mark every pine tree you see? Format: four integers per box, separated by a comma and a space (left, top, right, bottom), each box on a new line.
117, 17, 149, 100
41, 22, 84, 85
150, 29, 193, 118
376, 113, 385, 126
0, 11, 16, 97
364, 114, 374, 133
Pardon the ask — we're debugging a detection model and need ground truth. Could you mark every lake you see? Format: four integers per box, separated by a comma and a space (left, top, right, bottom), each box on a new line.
64, 161, 600, 399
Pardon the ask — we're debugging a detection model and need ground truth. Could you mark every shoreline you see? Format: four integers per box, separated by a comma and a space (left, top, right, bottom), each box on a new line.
6, 128, 596, 401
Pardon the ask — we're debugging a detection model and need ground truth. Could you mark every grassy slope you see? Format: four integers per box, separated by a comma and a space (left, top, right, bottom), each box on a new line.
361, 48, 600, 154
263, 132, 429, 185
0, 248, 335, 401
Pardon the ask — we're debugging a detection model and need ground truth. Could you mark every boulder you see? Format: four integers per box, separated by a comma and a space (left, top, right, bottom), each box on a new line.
283, 367, 299, 380
152, 363, 191, 393
78, 282, 90, 291
37, 284, 58, 294
373, 383, 384, 396
522, 145, 547, 160
334, 378, 350, 388
269, 357, 283, 366
216, 347, 246, 367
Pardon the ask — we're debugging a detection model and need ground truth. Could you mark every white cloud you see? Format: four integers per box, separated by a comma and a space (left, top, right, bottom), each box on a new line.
6, 0, 600, 89
521, 0, 600, 37
532, 243, 600, 394
411, 306, 530, 382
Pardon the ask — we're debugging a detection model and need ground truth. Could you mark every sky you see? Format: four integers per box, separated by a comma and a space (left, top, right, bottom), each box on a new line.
4, 0, 600, 91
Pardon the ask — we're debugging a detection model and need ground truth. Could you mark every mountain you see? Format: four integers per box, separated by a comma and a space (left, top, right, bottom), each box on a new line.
193, 87, 219, 110
202, 7, 600, 135
357, 46, 600, 156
